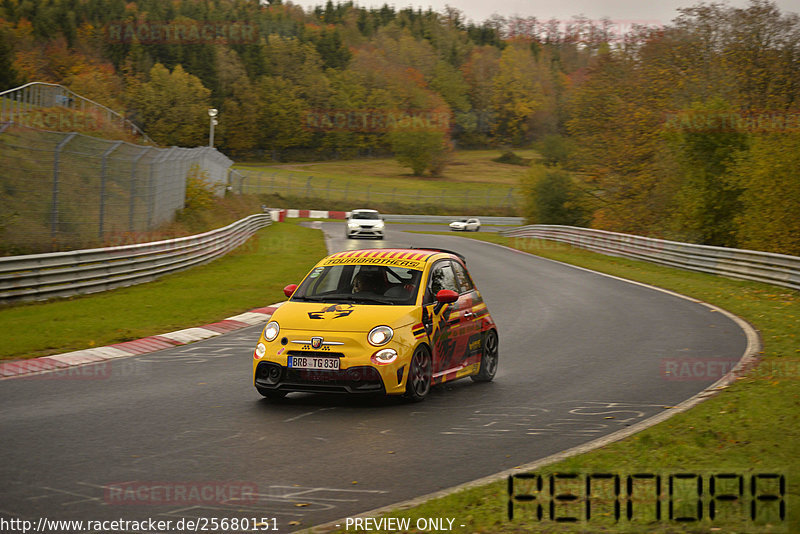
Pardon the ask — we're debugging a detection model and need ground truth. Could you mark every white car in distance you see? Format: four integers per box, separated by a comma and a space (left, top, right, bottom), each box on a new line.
449, 218, 481, 232
346, 209, 385, 239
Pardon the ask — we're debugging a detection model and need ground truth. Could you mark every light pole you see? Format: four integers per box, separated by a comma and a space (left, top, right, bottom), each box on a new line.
208, 108, 218, 148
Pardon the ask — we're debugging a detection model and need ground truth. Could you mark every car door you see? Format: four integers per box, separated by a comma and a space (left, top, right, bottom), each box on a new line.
450, 258, 484, 365
421, 260, 475, 379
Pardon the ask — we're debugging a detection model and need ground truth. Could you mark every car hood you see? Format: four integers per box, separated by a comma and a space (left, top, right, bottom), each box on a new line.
272, 301, 418, 332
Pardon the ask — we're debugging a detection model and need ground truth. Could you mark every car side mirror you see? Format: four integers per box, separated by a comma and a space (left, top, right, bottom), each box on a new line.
283, 284, 298, 298
435, 289, 459, 303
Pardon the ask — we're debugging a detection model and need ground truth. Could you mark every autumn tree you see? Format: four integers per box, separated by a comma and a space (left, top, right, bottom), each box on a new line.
490, 44, 548, 145
390, 128, 452, 176
665, 99, 749, 246
255, 76, 312, 160
126, 63, 211, 146
523, 164, 589, 226
730, 132, 800, 255
0, 22, 21, 90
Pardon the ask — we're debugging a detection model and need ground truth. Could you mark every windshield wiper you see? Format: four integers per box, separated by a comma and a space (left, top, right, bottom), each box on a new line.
346, 295, 395, 305
290, 295, 329, 302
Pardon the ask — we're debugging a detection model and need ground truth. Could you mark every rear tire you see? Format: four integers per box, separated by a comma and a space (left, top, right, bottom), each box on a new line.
404, 345, 432, 402
471, 329, 498, 382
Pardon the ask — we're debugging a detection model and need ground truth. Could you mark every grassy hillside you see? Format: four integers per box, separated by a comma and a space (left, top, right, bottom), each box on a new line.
235, 149, 537, 216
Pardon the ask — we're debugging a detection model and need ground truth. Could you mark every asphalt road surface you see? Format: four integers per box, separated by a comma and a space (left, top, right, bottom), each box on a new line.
0, 223, 748, 533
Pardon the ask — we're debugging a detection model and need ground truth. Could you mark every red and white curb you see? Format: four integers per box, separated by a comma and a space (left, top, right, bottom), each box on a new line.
0, 302, 284, 379
266, 209, 348, 222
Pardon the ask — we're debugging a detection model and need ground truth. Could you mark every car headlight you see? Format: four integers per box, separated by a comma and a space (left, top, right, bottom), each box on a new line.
348, 221, 359, 228
263, 321, 280, 342
371, 348, 397, 365
375, 220, 385, 229
254, 343, 266, 359
368, 325, 393, 346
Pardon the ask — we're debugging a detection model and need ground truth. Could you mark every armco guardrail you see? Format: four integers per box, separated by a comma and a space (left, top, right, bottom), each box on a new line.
0, 214, 271, 303
501, 225, 800, 291
383, 214, 524, 225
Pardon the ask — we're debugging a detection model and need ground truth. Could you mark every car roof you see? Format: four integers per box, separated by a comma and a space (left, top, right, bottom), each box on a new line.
318, 248, 464, 270
351, 209, 379, 213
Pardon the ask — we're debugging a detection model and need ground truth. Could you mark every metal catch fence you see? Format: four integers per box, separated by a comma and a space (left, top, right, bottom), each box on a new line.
0, 82, 153, 144
0, 123, 234, 253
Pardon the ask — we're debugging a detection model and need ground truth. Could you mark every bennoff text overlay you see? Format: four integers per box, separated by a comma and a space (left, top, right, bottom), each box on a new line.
508, 472, 786, 525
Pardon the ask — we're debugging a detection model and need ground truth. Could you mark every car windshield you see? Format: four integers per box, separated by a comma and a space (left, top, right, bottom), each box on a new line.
352, 212, 380, 220
291, 264, 422, 305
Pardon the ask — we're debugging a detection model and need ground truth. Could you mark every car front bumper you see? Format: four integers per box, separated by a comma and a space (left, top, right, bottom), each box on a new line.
253, 335, 412, 396
347, 226, 384, 238
254, 361, 392, 394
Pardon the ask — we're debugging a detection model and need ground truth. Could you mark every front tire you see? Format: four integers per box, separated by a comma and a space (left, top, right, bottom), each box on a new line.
404, 345, 432, 401
471, 329, 498, 382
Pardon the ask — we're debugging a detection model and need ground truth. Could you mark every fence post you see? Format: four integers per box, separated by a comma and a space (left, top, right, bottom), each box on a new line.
50, 132, 77, 245
99, 140, 123, 239
148, 147, 175, 229
505, 187, 515, 208
130, 147, 152, 232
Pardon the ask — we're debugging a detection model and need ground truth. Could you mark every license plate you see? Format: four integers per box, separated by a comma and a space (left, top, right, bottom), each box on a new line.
288, 356, 340, 370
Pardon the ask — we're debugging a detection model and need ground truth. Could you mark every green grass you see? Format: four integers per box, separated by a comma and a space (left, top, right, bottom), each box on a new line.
323, 232, 800, 533
233, 149, 537, 215
0, 223, 327, 360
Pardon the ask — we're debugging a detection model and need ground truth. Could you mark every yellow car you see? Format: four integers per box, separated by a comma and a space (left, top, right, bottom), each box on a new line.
252, 248, 499, 401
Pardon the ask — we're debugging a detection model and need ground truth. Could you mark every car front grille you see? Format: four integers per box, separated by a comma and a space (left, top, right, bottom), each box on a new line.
255, 361, 384, 394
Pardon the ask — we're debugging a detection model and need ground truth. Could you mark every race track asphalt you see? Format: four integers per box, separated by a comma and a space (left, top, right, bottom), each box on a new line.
0, 223, 747, 532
